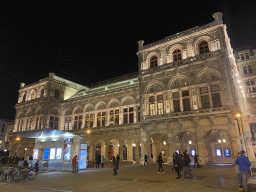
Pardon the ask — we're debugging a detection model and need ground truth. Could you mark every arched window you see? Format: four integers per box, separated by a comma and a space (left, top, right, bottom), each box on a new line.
23, 93, 26, 102
150, 56, 158, 68
41, 89, 45, 98
55, 89, 60, 100
198, 41, 209, 54
173, 49, 182, 61
31, 92, 35, 100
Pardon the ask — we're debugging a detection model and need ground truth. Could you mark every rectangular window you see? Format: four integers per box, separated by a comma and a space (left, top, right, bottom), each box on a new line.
243, 67, 248, 74
173, 100, 180, 112
245, 53, 250, 60
246, 81, 250, 86
201, 95, 210, 109
173, 92, 179, 98
129, 113, 134, 123
251, 80, 255, 85
212, 93, 221, 108
157, 102, 164, 115
248, 66, 252, 74
123, 114, 128, 124
149, 104, 155, 115
241, 54, 245, 60
149, 96, 155, 102
183, 98, 190, 111
211, 85, 219, 92
253, 87, 256, 93
200, 87, 208, 94
182, 90, 189, 97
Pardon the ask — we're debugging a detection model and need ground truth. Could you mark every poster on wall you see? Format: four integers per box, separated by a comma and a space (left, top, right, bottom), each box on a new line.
44, 148, 49, 160
33, 149, 39, 160
56, 148, 62, 160
216, 149, 222, 157
224, 149, 231, 157
64, 144, 71, 160
191, 149, 196, 157
50, 148, 56, 159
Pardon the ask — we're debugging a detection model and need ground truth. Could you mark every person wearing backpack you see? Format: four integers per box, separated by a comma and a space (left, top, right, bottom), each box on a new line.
182, 152, 194, 179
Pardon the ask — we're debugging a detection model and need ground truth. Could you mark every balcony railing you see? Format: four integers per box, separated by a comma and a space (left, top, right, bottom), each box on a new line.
140, 50, 222, 75
142, 106, 229, 121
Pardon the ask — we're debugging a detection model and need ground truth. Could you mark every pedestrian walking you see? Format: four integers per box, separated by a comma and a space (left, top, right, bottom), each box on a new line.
235, 150, 251, 192
24, 158, 28, 168
173, 152, 182, 179
157, 153, 165, 174
72, 155, 77, 173
101, 155, 105, 168
96, 154, 101, 168
112, 156, 118, 176
182, 152, 194, 179
179, 154, 183, 174
35, 160, 39, 175
194, 155, 201, 168
144, 155, 149, 166
233, 152, 243, 190
116, 154, 120, 165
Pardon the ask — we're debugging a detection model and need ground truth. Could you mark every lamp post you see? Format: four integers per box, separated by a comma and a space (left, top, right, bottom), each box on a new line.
235, 113, 247, 156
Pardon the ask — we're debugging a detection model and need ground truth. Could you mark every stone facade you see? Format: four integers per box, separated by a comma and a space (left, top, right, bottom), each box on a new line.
11, 12, 249, 165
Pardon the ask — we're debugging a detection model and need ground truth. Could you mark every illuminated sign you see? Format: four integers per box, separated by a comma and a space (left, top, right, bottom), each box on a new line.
79, 149, 87, 169
50, 148, 56, 159
191, 149, 196, 157
216, 149, 222, 157
56, 148, 62, 160
224, 149, 231, 157
64, 144, 71, 160
33, 149, 39, 160
44, 148, 49, 159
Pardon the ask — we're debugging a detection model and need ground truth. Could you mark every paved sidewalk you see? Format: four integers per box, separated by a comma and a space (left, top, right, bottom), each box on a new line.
0, 163, 246, 192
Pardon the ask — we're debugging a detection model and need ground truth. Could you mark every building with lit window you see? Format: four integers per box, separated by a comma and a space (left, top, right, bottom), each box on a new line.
10, 12, 251, 169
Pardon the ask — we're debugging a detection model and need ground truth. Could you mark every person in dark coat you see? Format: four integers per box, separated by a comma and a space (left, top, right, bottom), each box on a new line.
112, 156, 118, 176
144, 155, 149, 166
96, 154, 101, 168
173, 152, 182, 179
182, 152, 194, 179
194, 155, 200, 168
35, 160, 39, 174
24, 159, 28, 168
157, 153, 165, 174
116, 154, 120, 165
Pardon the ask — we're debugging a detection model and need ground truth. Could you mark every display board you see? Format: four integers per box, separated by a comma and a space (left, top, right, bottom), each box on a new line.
79, 149, 87, 169
50, 148, 56, 159
64, 144, 71, 160
44, 148, 49, 160
56, 148, 62, 160
33, 149, 39, 160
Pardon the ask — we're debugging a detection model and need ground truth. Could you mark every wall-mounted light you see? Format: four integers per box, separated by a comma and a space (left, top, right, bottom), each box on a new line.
163, 141, 166, 145
218, 139, 221, 143
189, 140, 192, 144
25, 148, 27, 151
223, 139, 226, 142
132, 143, 136, 147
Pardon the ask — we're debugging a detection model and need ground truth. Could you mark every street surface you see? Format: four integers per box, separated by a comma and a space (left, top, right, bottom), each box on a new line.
0, 162, 247, 192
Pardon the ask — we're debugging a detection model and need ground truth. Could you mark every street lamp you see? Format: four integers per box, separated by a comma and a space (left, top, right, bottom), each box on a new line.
235, 113, 247, 156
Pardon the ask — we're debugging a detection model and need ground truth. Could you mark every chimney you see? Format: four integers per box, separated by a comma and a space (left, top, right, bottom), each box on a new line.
137, 40, 144, 51
212, 12, 223, 24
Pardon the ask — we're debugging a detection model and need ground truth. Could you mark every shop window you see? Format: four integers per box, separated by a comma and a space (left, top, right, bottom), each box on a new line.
150, 56, 158, 68
173, 49, 182, 61
198, 41, 209, 54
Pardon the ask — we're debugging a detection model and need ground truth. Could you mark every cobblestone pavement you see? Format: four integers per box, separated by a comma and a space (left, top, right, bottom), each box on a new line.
0, 162, 245, 192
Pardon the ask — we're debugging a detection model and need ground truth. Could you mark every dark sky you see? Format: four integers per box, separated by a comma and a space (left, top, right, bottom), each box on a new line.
0, 1, 256, 120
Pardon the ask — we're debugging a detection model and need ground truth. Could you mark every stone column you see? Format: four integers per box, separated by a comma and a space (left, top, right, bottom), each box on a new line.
119, 141, 124, 162
58, 115, 65, 131
135, 141, 140, 162
167, 132, 176, 165
196, 136, 207, 165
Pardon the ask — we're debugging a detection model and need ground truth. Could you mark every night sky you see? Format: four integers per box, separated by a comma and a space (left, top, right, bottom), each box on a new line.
0, 1, 256, 120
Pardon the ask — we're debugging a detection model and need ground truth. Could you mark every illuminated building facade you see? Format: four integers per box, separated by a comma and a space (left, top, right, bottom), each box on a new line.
11, 12, 249, 167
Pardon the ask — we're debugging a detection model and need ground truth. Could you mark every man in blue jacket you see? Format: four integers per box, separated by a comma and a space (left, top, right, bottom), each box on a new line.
235, 150, 251, 192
